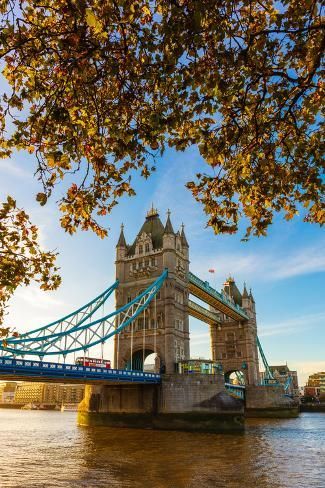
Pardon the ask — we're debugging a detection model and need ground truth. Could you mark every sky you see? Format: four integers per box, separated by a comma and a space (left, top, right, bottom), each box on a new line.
1, 145, 324, 386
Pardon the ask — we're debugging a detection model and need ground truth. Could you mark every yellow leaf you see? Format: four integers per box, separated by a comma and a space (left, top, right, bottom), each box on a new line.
142, 6, 151, 16
86, 9, 97, 28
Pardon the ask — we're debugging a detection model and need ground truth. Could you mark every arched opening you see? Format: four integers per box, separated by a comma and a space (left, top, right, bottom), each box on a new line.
126, 349, 159, 371
143, 352, 158, 372
225, 370, 246, 386
225, 369, 246, 401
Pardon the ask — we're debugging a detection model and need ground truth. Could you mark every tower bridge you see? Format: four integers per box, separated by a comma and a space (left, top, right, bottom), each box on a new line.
0, 207, 298, 431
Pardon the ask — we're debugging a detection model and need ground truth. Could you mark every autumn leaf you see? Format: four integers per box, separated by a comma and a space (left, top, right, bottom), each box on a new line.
0, 0, 323, 240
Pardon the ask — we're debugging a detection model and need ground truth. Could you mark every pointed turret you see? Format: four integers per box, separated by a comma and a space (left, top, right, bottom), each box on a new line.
164, 209, 175, 234
249, 288, 255, 303
242, 282, 249, 298
241, 281, 251, 310
117, 223, 127, 248
180, 223, 189, 248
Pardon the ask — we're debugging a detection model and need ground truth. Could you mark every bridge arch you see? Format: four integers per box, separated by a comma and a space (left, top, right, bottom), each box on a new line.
123, 346, 163, 372
225, 369, 247, 386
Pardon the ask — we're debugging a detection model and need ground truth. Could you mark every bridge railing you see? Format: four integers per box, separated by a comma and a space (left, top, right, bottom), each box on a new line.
188, 272, 249, 320
225, 382, 245, 399
0, 358, 161, 383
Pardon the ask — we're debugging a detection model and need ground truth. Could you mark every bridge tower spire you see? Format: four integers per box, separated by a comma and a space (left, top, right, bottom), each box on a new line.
114, 207, 189, 373
210, 277, 260, 385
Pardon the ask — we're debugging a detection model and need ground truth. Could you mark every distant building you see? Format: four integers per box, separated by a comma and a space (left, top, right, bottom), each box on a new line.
15, 382, 44, 404
268, 365, 299, 395
2, 382, 17, 403
42, 383, 61, 404
0, 382, 17, 403
304, 372, 325, 399
14, 382, 84, 405
57, 384, 85, 404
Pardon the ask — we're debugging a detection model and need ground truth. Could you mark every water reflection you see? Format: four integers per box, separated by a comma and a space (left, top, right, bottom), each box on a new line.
0, 411, 324, 488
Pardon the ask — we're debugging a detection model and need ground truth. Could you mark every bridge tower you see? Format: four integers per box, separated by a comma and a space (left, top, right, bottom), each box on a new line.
210, 279, 260, 385
114, 207, 190, 374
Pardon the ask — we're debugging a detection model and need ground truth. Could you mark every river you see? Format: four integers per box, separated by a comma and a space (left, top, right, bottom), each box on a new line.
0, 410, 324, 488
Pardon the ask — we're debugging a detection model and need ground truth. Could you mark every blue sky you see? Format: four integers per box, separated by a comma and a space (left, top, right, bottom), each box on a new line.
0, 146, 324, 385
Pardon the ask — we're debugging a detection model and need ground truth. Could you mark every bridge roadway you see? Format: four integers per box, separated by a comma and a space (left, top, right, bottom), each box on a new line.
0, 358, 245, 398
0, 358, 161, 385
188, 272, 249, 322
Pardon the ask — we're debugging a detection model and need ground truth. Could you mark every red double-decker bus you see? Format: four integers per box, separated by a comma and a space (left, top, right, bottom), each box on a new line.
75, 357, 111, 369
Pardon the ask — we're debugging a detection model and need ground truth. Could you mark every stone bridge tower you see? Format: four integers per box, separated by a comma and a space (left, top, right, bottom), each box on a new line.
114, 207, 190, 374
210, 279, 260, 385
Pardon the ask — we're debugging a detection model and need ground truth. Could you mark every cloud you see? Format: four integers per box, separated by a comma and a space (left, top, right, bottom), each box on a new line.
191, 240, 325, 285
14, 285, 64, 309
288, 360, 325, 386
259, 311, 325, 338
0, 159, 30, 179
269, 244, 325, 279
190, 331, 210, 346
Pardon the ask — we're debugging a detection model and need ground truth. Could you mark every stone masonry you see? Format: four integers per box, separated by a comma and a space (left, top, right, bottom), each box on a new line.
114, 207, 190, 374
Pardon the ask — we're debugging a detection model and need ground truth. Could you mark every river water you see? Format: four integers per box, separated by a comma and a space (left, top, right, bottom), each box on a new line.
0, 410, 324, 488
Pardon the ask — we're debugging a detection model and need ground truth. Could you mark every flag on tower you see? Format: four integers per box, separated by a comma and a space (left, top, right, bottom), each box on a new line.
208, 269, 215, 273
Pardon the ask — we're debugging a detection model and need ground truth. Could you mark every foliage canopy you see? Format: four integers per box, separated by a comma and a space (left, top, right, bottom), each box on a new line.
0, 196, 61, 327
0, 0, 324, 240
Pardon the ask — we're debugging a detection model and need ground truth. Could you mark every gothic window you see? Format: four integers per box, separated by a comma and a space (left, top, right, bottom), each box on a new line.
127, 295, 132, 303
139, 245, 143, 254
145, 259, 149, 267
175, 319, 184, 331
156, 291, 161, 300
138, 317, 144, 330
145, 243, 150, 253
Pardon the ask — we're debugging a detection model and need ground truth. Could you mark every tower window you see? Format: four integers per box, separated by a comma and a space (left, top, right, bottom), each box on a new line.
145, 243, 150, 253
139, 245, 143, 254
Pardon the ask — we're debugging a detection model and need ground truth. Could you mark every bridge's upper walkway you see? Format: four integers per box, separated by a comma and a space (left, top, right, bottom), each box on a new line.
0, 358, 161, 385
188, 272, 249, 321
188, 299, 221, 325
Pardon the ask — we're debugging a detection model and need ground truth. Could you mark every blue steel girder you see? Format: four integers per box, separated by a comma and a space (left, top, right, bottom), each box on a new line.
256, 336, 276, 382
188, 272, 248, 321
0, 358, 161, 384
0, 269, 168, 357
225, 382, 245, 400
13, 280, 118, 342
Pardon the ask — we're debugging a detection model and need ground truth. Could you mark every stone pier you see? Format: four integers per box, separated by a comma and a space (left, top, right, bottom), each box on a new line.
78, 374, 244, 432
245, 385, 299, 418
